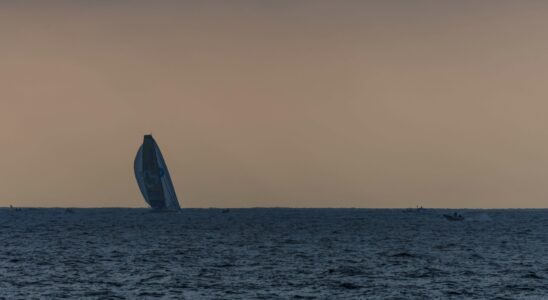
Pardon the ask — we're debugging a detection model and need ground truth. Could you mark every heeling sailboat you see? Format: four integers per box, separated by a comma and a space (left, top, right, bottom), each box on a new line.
134, 135, 181, 211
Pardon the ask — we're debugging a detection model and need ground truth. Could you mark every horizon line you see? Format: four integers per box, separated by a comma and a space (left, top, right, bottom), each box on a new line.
2, 206, 548, 210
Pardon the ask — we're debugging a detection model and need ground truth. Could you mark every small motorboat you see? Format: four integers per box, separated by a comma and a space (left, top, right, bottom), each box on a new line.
443, 213, 464, 221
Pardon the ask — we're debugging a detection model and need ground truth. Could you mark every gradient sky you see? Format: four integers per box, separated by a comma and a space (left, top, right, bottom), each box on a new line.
2, 1, 548, 208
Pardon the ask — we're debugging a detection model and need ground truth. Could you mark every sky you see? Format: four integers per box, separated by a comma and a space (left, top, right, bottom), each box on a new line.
2, 1, 548, 208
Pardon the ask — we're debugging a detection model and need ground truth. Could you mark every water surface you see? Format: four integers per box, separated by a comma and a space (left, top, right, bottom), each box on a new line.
1, 208, 547, 299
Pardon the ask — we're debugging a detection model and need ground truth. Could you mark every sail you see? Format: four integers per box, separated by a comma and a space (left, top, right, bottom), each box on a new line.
134, 135, 181, 210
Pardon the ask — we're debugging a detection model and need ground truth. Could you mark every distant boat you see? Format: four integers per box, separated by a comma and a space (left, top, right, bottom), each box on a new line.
443, 213, 464, 221
402, 205, 427, 213
134, 135, 181, 211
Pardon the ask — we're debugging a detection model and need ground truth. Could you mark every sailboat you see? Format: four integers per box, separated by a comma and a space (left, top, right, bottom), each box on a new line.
134, 135, 181, 211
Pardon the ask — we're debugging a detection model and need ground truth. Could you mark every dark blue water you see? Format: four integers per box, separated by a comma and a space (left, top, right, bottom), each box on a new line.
1, 208, 547, 299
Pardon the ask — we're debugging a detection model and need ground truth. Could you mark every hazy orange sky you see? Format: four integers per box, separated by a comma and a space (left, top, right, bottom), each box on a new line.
2, 1, 548, 208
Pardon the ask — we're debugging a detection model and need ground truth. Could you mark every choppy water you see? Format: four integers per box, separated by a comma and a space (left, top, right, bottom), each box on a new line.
1, 208, 548, 299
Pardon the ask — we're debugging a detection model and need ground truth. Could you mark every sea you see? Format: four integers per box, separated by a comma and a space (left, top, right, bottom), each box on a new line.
1, 208, 548, 299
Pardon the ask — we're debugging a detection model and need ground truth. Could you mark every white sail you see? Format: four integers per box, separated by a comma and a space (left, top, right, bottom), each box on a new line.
134, 135, 181, 210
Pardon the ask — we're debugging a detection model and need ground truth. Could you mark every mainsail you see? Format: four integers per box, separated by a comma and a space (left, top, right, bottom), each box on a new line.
134, 135, 181, 210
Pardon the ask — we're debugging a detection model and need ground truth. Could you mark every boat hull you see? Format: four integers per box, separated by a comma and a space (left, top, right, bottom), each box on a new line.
443, 214, 464, 221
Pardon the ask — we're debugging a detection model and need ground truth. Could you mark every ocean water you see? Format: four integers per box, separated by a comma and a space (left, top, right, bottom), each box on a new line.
1, 208, 548, 299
